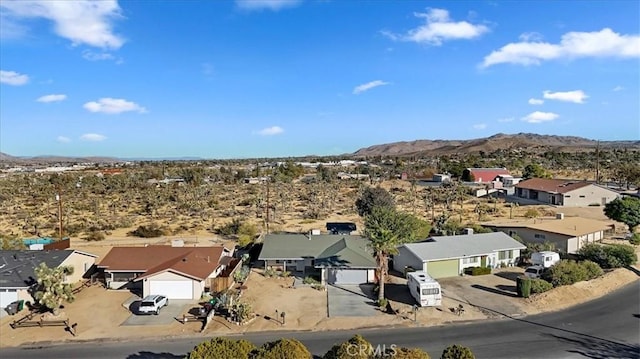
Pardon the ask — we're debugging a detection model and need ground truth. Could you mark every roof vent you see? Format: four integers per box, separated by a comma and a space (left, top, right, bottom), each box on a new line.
556, 213, 564, 220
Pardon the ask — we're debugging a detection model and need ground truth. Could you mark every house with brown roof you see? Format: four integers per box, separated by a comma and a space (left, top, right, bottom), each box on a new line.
515, 178, 620, 206
97, 246, 232, 299
462, 168, 511, 184
482, 215, 616, 253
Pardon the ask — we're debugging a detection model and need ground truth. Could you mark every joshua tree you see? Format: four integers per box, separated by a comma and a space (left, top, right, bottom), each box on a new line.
33, 263, 75, 314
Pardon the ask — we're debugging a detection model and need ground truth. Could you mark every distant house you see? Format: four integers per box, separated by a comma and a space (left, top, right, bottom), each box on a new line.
98, 246, 232, 299
392, 232, 525, 279
515, 178, 620, 206
326, 222, 357, 235
432, 173, 452, 183
0, 250, 97, 309
482, 215, 615, 253
258, 234, 376, 285
462, 168, 511, 184
337, 172, 370, 181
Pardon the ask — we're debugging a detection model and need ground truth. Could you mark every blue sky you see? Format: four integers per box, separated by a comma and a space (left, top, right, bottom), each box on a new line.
1, 0, 639, 159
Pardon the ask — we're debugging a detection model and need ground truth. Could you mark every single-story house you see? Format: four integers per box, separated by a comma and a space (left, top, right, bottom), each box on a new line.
515, 178, 620, 206
482, 215, 615, 254
0, 249, 97, 309
392, 232, 526, 279
97, 246, 232, 300
258, 234, 376, 285
462, 168, 511, 184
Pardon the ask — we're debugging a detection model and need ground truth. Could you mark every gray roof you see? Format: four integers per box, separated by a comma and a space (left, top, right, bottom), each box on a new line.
259, 234, 376, 269
0, 250, 75, 289
402, 232, 526, 262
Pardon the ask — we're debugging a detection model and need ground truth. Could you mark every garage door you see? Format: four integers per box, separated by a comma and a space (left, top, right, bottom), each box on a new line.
0, 289, 18, 309
426, 259, 459, 279
149, 281, 192, 299
328, 269, 368, 284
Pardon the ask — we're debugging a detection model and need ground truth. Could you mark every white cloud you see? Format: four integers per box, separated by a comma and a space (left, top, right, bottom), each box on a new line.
235, 0, 301, 11
612, 85, 624, 92
521, 111, 559, 123
382, 8, 489, 46
497, 117, 514, 123
80, 133, 106, 141
353, 80, 389, 95
56, 136, 71, 143
481, 28, 640, 68
82, 50, 118, 62
528, 98, 544, 105
543, 90, 588, 104
83, 98, 147, 114
257, 126, 284, 136
37, 94, 67, 103
0, 0, 125, 49
473, 123, 487, 130
0, 69, 29, 85
519, 32, 543, 42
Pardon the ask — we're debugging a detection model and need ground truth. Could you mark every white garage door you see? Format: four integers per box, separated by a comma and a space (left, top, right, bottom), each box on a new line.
329, 269, 368, 284
149, 281, 192, 299
0, 289, 18, 309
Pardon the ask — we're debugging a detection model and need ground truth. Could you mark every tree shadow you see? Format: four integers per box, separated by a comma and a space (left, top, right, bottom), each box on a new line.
471, 284, 519, 298
624, 265, 640, 277
384, 283, 417, 306
495, 284, 517, 293
126, 351, 184, 359
545, 333, 640, 359
494, 271, 521, 281
128, 301, 141, 315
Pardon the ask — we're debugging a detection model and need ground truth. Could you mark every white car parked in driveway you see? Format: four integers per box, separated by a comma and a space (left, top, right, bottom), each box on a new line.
138, 295, 168, 315
524, 265, 545, 279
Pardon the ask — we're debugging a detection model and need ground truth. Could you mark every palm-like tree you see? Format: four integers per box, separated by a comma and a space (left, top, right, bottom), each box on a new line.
364, 206, 402, 303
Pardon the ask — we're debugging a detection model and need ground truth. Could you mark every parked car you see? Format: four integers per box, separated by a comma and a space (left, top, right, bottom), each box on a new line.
138, 295, 168, 315
524, 265, 545, 279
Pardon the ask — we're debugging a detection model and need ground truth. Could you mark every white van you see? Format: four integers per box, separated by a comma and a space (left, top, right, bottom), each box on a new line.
407, 271, 442, 307
531, 251, 560, 268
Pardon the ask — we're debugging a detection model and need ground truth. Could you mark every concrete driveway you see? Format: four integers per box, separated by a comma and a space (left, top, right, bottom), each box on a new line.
121, 297, 194, 326
327, 284, 377, 317
438, 269, 527, 318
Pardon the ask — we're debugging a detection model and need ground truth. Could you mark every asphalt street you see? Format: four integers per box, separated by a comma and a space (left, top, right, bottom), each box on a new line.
2, 281, 639, 359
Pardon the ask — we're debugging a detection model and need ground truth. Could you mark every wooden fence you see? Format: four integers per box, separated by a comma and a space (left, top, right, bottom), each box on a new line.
210, 258, 242, 293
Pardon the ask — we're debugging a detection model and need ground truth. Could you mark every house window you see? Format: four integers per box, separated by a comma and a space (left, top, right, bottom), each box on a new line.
112, 272, 138, 281
422, 288, 440, 295
498, 250, 513, 260
462, 257, 478, 264
534, 234, 546, 239
275, 260, 282, 264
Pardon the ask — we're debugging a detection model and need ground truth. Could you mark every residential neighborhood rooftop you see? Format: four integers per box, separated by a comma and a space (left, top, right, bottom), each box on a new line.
0, 250, 94, 289
482, 216, 616, 237
403, 232, 526, 262
98, 246, 227, 281
515, 178, 592, 193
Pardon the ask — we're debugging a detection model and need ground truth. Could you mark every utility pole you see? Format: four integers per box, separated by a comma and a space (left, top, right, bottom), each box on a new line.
595, 140, 600, 184
56, 188, 63, 241
266, 179, 270, 234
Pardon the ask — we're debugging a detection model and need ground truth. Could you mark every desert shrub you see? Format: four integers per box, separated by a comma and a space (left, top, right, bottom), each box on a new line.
216, 218, 243, 236
377, 298, 389, 309
127, 223, 166, 238
440, 344, 475, 359
233, 266, 251, 283
516, 276, 531, 298
542, 260, 603, 287
84, 230, 105, 241
523, 208, 540, 218
311, 284, 325, 291
578, 243, 637, 269
238, 222, 258, 247
465, 267, 491, 276
323, 334, 372, 359
256, 338, 311, 359
263, 268, 277, 278
530, 278, 553, 294
303, 276, 320, 285
630, 233, 640, 245
280, 271, 291, 278
187, 337, 256, 359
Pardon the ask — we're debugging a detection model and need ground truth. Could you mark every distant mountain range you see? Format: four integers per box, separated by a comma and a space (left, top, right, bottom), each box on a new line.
0, 153, 204, 164
352, 133, 640, 157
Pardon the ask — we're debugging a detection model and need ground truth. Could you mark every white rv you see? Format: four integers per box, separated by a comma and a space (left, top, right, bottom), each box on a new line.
407, 271, 442, 307
531, 251, 560, 268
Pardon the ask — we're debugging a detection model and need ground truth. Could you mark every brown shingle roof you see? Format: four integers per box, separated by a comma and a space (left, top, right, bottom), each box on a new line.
98, 246, 226, 281
483, 217, 615, 237
515, 178, 591, 194
467, 168, 510, 183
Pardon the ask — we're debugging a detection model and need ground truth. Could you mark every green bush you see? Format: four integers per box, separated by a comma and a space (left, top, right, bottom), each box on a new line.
303, 276, 320, 285
187, 337, 256, 359
127, 223, 166, 238
440, 344, 475, 359
542, 260, 603, 287
630, 233, 640, 245
516, 276, 531, 298
578, 243, 637, 269
84, 230, 105, 241
530, 279, 553, 294
392, 347, 431, 359
377, 298, 389, 309
465, 267, 491, 276
323, 334, 371, 359
256, 338, 312, 359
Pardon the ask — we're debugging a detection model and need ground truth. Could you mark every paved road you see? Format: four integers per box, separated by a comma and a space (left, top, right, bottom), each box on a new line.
4, 281, 639, 359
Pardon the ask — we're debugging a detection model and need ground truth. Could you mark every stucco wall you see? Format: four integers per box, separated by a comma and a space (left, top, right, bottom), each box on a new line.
495, 227, 570, 252
60, 252, 96, 284
563, 186, 620, 207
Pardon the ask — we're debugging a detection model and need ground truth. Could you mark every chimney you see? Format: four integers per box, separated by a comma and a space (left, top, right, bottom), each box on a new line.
207, 256, 210, 263
556, 213, 564, 220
